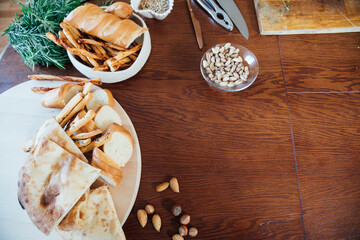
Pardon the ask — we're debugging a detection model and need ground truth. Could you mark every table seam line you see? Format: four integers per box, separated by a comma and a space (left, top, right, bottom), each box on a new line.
278, 35, 307, 240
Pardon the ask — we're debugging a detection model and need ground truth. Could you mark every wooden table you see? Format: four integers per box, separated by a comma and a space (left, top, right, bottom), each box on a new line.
0, 0, 359, 239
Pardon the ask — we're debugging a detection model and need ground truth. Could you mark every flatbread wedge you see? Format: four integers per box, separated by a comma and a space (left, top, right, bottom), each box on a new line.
18, 138, 100, 235
34, 117, 87, 162
57, 186, 126, 240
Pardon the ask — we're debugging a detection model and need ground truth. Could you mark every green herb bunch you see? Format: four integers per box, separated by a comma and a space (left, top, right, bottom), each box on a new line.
3, 0, 83, 71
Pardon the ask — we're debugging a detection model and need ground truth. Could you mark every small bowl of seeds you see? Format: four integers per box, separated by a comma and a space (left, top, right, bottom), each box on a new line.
131, 0, 174, 20
200, 43, 259, 92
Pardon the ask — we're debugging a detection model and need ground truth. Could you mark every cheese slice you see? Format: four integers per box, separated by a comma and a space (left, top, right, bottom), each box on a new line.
18, 138, 100, 235
57, 186, 126, 240
34, 117, 87, 162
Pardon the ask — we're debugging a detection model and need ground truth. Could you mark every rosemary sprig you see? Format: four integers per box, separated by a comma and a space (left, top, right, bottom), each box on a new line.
281, 0, 290, 15
3, 0, 83, 71
97, 0, 114, 7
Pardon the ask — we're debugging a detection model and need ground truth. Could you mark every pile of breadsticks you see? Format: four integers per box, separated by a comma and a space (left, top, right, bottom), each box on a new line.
25, 74, 106, 153
46, 23, 142, 72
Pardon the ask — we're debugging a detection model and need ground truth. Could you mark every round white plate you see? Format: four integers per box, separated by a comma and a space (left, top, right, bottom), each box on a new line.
0, 80, 141, 240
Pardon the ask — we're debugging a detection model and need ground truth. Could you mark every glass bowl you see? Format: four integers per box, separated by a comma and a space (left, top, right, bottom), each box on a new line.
200, 43, 259, 92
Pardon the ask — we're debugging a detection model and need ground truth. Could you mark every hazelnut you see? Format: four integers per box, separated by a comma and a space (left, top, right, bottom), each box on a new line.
178, 225, 188, 236
145, 204, 155, 214
189, 227, 198, 237
180, 214, 190, 225
171, 204, 182, 217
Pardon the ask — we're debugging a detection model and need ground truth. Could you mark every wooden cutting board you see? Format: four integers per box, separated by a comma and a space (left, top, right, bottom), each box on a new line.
254, 0, 360, 35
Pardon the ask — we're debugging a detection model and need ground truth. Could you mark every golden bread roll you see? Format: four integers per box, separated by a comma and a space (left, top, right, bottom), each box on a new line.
41, 83, 82, 109
105, 2, 133, 19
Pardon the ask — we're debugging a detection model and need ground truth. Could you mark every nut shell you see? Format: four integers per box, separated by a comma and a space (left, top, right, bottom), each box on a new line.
145, 204, 155, 214
152, 213, 161, 232
137, 209, 147, 227
156, 182, 169, 192
180, 214, 191, 225
171, 204, 182, 217
189, 227, 198, 237
169, 177, 180, 193
179, 225, 188, 236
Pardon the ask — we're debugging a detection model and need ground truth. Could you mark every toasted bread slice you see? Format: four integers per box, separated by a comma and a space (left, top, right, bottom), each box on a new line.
92, 147, 123, 186
86, 89, 114, 112
94, 105, 122, 131
41, 83, 82, 108
103, 123, 133, 167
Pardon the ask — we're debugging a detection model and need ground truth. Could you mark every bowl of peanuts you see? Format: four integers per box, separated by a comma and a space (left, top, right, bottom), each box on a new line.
200, 43, 259, 92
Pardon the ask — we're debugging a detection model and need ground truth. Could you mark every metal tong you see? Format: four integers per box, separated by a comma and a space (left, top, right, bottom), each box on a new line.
195, 0, 233, 31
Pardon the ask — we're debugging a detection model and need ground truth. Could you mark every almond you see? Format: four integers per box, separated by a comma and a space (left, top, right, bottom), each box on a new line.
156, 182, 169, 192
137, 209, 147, 227
152, 213, 161, 232
169, 177, 180, 193
172, 234, 184, 240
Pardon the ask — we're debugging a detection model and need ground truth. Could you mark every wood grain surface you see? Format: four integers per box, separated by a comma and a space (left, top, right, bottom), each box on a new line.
279, 33, 360, 93
288, 93, 360, 239
0, 0, 359, 239
254, 0, 360, 35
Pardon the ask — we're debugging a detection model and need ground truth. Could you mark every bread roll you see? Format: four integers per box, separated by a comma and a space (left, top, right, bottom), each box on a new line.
86, 89, 114, 112
64, 3, 148, 48
103, 123, 134, 167
41, 83, 82, 108
105, 2, 133, 19
94, 105, 122, 131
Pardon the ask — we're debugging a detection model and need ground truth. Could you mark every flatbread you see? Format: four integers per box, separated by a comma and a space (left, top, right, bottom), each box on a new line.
18, 138, 100, 235
34, 117, 87, 162
57, 186, 126, 240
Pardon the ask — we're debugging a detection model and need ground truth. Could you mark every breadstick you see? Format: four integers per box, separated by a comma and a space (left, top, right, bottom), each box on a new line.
79, 131, 112, 153
57, 28, 91, 65
93, 65, 109, 71
31, 86, 57, 94
28, 75, 102, 85
104, 46, 120, 57
78, 39, 127, 51
82, 82, 93, 95
81, 119, 97, 132
129, 54, 137, 61
59, 30, 72, 47
71, 128, 103, 140
107, 44, 142, 71
46, 32, 72, 49
109, 57, 133, 72
87, 36, 109, 59
66, 110, 96, 136
67, 48, 106, 60
69, 110, 86, 128
60, 92, 93, 127
62, 27, 100, 66
74, 138, 91, 148
56, 92, 83, 123
70, 111, 96, 133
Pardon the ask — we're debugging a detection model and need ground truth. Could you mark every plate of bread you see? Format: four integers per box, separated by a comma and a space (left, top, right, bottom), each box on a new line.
0, 76, 141, 239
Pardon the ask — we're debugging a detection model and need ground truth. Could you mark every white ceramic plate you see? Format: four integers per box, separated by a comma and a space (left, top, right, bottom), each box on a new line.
0, 80, 141, 240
